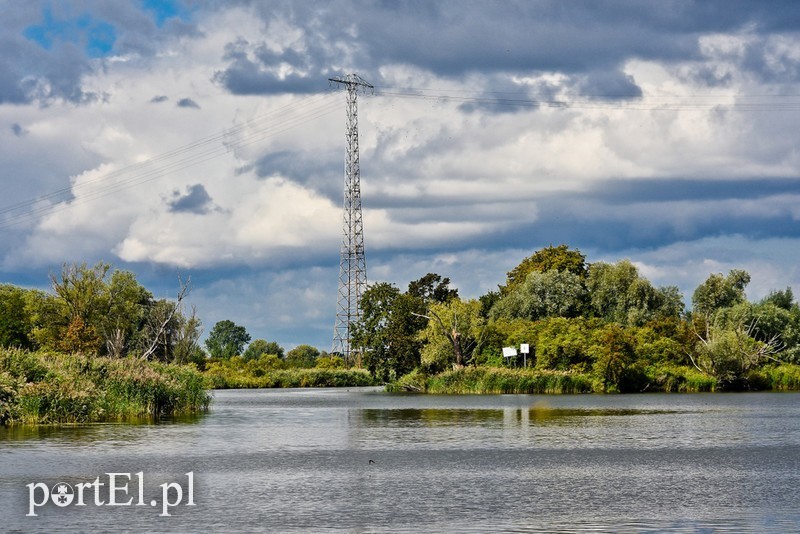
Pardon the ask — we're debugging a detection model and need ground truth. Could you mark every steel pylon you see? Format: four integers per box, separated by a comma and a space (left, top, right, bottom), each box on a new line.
329, 74, 372, 363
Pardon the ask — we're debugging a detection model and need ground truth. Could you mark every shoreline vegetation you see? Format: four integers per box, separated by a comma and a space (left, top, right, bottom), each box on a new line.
6, 243, 800, 426
0, 348, 209, 426
386, 364, 800, 394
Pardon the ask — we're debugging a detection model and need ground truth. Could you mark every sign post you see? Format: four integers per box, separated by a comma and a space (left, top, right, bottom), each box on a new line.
520, 344, 530, 368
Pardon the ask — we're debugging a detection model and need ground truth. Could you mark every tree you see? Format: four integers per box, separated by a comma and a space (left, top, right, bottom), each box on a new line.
419, 299, 487, 370
502, 245, 587, 296
101, 270, 153, 357
243, 339, 284, 361
587, 260, 683, 326
407, 273, 459, 303
761, 287, 795, 311
0, 285, 34, 349
48, 262, 111, 354
490, 269, 587, 321
692, 269, 750, 317
353, 275, 458, 381
205, 320, 251, 359
590, 323, 639, 392
285, 344, 320, 368
139, 277, 193, 361
690, 315, 782, 388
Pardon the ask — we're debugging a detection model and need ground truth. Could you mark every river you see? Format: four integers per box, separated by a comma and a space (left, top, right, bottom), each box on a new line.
2, 388, 799, 532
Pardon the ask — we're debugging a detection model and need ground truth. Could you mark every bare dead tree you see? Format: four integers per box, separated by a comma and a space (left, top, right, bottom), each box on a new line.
141, 276, 191, 361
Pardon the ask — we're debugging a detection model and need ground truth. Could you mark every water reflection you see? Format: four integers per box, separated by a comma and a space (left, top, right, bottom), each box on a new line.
359, 405, 682, 427
0, 412, 206, 445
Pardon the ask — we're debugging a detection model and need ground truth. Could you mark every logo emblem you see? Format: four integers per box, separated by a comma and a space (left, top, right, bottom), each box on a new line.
51, 483, 74, 507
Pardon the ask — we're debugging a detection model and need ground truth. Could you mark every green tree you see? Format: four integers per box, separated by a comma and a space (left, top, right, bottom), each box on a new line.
587, 260, 683, 326
590, 323, 639, 392
353, 274, 458, 381
205, 320, 251, 359
243, 339, 284, 361
490, 269, 587, 321
285, 344, 320, 368
419, 299, 486, 370
101, 270, 153, 357
502, 245, 587, 296
407, 273, 459, 303
0, 285, 34, 349
692, 269, 750, 317
761, 287, 795, 311
532, 317, 597, 371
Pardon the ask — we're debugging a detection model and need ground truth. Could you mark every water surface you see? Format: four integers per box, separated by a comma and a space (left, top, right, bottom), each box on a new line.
2, 389, 799, 532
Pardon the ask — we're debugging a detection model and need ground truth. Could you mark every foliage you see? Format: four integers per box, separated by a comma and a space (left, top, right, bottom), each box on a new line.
689, 316, 782, 388
501, 244, 587, 296
243, 339, 284, 361
285, 344, 320, 368
490, 269, 587, 321
407, 367, 595, 394
0, 348, 209, 425
202, 354, 374, 389
419, 299, 487, 370
692, 269, 750, 316
0, 284, 34, 349
586, 260, 683, 326
205, 319, 251, 359
353, 274, 457, 382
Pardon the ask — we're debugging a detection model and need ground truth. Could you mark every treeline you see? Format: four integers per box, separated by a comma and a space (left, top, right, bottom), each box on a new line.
0, 263, 202, 364
0, 262, 371, 400
354, 245, 800, 392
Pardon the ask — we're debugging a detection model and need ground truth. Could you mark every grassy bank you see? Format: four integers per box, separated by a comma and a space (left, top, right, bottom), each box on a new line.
0, 348, 210, 425
204, 364, 377, 389
388, 364, 800, 394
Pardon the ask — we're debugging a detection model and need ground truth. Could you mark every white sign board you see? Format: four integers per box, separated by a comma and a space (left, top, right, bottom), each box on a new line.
520, 344, 530, 354
502, 347, 518, 358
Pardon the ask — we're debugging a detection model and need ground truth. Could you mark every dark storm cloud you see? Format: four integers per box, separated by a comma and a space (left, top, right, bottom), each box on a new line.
473, 176, 800, 254
213, 0, 800, 97
583, 177, 800, 204
168, 184, 214, 214
150, 95, 168, 103
177, 97, 200, 109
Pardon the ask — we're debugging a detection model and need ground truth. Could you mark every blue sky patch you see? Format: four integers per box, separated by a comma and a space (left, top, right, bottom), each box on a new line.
23, 5, 116, 58
141, 0, 189, 27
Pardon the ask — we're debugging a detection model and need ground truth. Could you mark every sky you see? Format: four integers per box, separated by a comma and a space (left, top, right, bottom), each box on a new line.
3, 0, 800, 352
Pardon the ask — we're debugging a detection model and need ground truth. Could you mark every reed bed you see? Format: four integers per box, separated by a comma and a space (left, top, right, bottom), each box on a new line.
0, 348, 210, 425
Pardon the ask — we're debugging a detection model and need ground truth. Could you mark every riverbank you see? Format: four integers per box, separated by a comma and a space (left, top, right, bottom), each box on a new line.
387, 364, 800, 394
0, 348, 210, 425
203, 365, 376, 389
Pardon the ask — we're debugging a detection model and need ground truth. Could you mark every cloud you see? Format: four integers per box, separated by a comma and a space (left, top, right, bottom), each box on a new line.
4, 1, 800, 351
176, 97, 200, 109
10, 123, 28, 137
168, 184, 215, 214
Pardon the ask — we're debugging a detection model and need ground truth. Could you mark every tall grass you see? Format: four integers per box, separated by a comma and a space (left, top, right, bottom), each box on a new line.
203, 366, 376, 389
758, 364, 800, 391
643, 364, 718, 392
0, 348, 210, 425
389, 367, 595, 394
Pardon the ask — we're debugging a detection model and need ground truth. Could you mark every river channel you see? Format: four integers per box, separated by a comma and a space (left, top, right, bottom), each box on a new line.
2, 388, 799, 532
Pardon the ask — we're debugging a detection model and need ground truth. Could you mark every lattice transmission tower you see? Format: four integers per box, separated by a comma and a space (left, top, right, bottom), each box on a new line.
329, 74, 373, 362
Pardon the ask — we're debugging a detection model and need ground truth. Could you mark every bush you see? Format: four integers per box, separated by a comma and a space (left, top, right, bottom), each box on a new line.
0, 348, 210, 425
